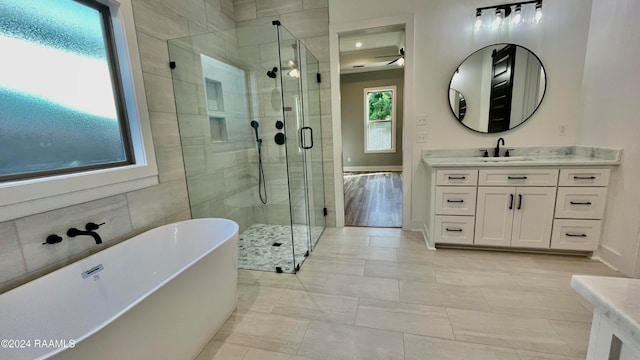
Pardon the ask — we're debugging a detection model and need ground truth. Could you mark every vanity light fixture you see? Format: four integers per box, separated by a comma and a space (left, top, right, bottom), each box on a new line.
512, 5, 523, 25
474, 0, 542, 31
474, 9, 483, 30
492, 8, 505, 29
534, 1, 543, 23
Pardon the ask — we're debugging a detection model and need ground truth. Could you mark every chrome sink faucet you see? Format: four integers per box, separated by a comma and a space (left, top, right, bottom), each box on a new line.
494, 137, 505, 157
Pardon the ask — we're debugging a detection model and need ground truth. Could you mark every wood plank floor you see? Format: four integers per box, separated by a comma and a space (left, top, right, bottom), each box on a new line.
343, 172, 402, 228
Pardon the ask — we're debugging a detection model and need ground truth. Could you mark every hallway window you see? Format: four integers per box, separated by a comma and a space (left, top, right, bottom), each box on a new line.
0, 0, 133, 181
364, 86, 396, 153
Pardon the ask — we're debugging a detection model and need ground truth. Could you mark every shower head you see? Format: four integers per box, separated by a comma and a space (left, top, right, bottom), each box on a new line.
266, 67, 278, 79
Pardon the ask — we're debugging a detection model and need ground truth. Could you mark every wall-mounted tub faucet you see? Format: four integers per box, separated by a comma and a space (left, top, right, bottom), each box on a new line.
67, 222, 105, 245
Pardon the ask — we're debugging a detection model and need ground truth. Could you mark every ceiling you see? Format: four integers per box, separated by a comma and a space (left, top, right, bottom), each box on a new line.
339, 25, 405, 74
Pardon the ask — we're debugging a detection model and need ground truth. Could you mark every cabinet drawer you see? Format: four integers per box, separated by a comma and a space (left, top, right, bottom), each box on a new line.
479, 169, 559, 186
550, 219, 602, 251
435, 187, 477, 216
436, 169, 478, 186
558, 169, 610, 187
434, 216, 475, 245
555, 187, 607, 219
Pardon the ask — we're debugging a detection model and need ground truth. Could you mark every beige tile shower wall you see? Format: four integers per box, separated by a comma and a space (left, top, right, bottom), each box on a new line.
0, 0, 237, 293
235, 0, 335, 226
236, 20, 292, 226
168, 25, 259, 233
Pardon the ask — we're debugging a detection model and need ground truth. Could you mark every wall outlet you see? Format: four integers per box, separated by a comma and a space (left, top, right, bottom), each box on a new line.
559, 125, 568, 136
416, 133, 427, 143
416, 115, 428, 126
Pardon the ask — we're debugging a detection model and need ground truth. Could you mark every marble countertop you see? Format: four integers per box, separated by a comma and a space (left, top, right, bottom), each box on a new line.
422, 146, 622, 168
571, 275, 640, 346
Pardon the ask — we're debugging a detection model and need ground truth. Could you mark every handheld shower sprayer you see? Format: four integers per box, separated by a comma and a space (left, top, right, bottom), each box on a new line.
250, 120, 267, 204
250, 120, 261, 144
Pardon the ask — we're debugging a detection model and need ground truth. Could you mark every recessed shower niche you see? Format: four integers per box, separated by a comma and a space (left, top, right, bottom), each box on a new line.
205, 78, 224, 111
204, 78, 228, 142
209, 116, 228, 142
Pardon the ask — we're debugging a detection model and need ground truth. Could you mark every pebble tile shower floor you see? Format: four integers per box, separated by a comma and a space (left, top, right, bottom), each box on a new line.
238, 224, 324, 273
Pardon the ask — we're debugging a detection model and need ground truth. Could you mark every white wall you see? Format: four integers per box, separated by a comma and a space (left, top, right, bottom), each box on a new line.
329, 0, 592, 229
579, 0, 640, 276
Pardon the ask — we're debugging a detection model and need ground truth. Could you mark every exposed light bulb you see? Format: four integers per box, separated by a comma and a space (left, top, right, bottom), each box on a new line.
512, 5, 522, 25
287, 68, 300, 78
474, 10, 482, 31
397, 57, 405, 66
534, 2, 543, 23
492, 8, 503, 28
355, 41, 363, 48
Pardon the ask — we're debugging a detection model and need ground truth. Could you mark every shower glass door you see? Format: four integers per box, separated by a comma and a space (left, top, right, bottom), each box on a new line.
298, 41, 325, 251
277, 25, 310, 271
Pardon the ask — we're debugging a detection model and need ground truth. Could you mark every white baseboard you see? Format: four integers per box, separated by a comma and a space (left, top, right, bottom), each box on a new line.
343, 166, 403, 172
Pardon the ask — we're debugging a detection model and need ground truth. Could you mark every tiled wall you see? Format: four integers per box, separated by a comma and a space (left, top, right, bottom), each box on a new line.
168, 30, 258, 232
234, 0, 335, 227
0, 0, 333, 293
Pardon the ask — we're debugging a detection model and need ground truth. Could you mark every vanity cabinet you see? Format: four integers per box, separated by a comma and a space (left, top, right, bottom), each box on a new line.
424, 166, 612, 252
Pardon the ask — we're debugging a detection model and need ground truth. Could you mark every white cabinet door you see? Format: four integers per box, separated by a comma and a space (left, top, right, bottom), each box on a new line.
511, 187, 556, 248
474, 187, 514, 247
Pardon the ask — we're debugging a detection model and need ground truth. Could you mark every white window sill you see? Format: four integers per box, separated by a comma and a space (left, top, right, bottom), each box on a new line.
0, 164, 158, 222
364, 150, 397, 154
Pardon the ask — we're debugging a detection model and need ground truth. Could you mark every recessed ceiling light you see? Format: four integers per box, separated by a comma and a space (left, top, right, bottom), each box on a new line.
355, 42, 363, 48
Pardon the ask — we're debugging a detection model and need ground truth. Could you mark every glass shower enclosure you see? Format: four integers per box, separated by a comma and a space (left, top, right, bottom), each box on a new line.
167, 22, 325, 273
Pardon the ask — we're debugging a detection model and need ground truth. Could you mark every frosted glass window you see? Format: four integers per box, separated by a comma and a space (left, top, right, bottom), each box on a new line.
0, 0, 132, 180
364, 87, 396, 153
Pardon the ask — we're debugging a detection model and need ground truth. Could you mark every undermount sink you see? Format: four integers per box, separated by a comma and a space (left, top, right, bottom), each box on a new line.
479, 156, 533, 162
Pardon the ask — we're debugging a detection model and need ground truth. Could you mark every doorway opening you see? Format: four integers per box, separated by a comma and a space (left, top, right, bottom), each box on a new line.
337, 25, 405, 228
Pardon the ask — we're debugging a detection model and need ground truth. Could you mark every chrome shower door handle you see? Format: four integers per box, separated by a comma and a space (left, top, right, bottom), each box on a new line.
301, 126, 313, 149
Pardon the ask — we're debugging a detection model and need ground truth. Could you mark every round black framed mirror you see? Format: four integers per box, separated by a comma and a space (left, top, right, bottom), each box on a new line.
448, 43, 546, 133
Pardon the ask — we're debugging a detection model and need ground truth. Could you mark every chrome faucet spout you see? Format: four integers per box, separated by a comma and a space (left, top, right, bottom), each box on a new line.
494, 137, 505, 157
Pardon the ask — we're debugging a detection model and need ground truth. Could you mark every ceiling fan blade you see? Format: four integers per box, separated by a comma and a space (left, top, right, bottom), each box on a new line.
387, 58, 399, 65
374, 55, 400, 58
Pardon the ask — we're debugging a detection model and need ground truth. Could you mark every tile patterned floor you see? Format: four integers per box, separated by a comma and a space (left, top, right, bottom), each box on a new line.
198, 226, 622, 360
238, 224, 324, 273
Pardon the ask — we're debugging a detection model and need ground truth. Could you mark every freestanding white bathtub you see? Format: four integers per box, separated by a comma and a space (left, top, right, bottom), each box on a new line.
0, 218, 238, 360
